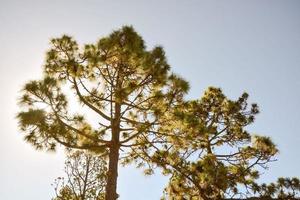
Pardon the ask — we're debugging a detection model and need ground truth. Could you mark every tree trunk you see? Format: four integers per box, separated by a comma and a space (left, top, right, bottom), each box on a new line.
105, 103, 121, 200
105, 144, 120, 200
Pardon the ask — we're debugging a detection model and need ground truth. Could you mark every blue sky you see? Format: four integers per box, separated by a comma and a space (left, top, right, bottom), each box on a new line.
0, 0, 299, 199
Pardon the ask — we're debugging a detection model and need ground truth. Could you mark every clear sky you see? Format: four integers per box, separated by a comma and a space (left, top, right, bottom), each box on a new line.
0, 0, 300, 199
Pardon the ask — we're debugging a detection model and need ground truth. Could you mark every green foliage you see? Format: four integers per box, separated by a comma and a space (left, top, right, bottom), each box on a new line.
248, 177, 300, 199
131, 87, 280, 200
17, 26, 188, 153
17, 26, 188, 200
16, 26, 298, 200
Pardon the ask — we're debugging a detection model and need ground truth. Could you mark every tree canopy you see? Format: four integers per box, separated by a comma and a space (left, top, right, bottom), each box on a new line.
52, 151, 106, 200
17, 26, 299, 200
133, 87, 279, 199
17, 26, 188, 200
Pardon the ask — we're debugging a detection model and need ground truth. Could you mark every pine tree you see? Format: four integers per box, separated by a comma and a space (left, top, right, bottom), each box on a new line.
17, 26, 299, 200
17, 26, 188, 200
121, 86, 276, 199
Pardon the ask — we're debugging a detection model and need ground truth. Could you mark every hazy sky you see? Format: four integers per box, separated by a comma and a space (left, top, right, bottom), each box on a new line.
0, 0, 300, 199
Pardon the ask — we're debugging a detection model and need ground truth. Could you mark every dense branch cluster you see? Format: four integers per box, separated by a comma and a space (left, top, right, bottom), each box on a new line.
17, 26, 188, 152
17, 26, 299, 200
52, 151, 107, 200
131, 87, 278, 199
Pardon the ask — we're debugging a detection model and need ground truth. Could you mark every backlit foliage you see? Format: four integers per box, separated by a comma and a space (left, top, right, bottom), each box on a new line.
17, 26, 299, 200
52, 151, 106, 200
17, 26, 188, 152
250, 177, 300, 199
17, 26, 188, 200
133, 87, 279, 200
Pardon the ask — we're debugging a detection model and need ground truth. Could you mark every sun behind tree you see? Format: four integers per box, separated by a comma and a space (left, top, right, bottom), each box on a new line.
17, 26, 299, 200
17, 26, 188, 200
